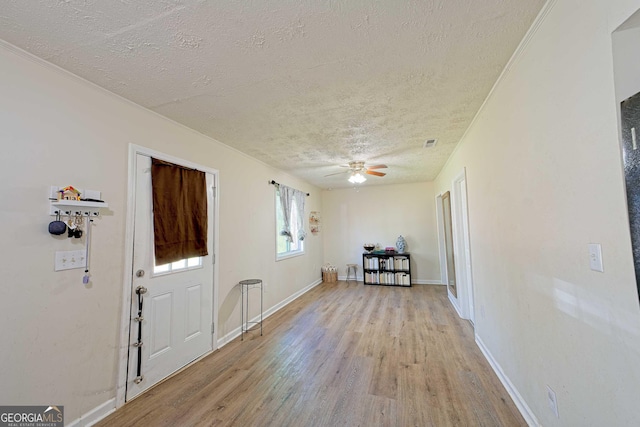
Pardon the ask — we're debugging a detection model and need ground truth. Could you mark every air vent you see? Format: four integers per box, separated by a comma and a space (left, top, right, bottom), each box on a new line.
423, 139, 438, 148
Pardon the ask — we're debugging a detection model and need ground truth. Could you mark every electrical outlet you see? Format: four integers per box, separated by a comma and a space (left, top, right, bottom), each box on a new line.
588, 243, 604, 272
55, 250, 86, 271
546, 385, 559, 418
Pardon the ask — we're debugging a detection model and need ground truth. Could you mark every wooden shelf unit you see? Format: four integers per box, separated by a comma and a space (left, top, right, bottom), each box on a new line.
362, 252, 411, 287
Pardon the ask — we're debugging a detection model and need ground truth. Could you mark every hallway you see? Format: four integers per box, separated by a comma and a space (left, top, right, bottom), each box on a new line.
99, 282, 524, 426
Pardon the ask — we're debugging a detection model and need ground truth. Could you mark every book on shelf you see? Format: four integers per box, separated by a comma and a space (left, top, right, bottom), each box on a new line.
363, 252, 412, 286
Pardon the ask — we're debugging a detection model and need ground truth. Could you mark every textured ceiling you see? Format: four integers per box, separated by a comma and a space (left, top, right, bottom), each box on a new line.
0, 0, 545, 188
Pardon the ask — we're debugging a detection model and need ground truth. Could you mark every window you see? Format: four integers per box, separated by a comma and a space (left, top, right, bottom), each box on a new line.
276, 188, 305, 259
153, 256, 202, 275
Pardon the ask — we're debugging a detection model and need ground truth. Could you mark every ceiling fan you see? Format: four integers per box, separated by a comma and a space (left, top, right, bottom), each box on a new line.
325, 161, 388, 183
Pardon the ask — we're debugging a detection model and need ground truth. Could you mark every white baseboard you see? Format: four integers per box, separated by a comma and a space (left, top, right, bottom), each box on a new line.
335, 276, 443, 285
448, 292, 464, 318
414, 279, 444, 285
475, 334, 540, 427
217, 278, 323, 347
337, 275, 362, 281
66, 398, 116, 427
217, 326, 242, 347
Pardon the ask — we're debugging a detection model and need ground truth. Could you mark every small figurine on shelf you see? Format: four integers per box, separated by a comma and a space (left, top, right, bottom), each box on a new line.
396, 235, 407, 253
58, 186, 81, 201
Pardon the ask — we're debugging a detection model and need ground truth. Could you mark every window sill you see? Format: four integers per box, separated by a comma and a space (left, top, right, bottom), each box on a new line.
276, 251, 305, 261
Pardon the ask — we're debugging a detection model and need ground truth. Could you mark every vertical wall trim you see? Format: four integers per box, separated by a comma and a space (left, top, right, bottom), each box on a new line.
450, 168, 474, 321
114, 145, 138, 408
435, 194, 448, 288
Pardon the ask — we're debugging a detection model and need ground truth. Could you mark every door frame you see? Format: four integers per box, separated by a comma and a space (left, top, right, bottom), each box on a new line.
435, 169, 475, 322
451, 169, 474, 322
115, 144, 220, 408
435, 193, 448, 287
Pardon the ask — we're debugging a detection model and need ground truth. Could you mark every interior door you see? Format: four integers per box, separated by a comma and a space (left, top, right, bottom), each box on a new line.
126, 154, 214, 400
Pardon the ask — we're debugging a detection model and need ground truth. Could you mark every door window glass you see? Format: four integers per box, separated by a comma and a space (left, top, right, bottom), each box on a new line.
153, 257, 202, 275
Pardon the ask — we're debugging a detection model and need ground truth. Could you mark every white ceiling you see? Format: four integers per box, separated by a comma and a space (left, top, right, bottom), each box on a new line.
0, 0, 545, 188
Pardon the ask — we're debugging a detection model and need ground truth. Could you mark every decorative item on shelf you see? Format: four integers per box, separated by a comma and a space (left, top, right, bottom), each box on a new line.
321, 263, 338, 283
385, 246, 396, 254
396, 235, 407, 254
363, 243, 375, 253
58, 185, 82, 201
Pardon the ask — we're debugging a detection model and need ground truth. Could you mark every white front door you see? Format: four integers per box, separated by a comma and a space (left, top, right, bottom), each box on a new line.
126, 154, 215, 400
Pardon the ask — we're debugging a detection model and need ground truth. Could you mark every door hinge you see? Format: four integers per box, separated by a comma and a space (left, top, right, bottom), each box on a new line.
212, 186, 217, 198
212, 254, 215, 265
211, 322, 215, 334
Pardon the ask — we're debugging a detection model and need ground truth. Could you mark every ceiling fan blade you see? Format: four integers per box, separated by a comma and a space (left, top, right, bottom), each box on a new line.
324, 170, 350, 177
365, 170, 386, 177
366, 164, 387, 170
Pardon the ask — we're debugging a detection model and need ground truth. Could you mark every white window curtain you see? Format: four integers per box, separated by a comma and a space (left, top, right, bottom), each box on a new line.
293, 188, 306, 241
278, 184, 306, 242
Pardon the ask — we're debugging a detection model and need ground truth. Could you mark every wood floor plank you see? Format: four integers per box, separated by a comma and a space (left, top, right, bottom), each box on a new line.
97, 282, 526, 427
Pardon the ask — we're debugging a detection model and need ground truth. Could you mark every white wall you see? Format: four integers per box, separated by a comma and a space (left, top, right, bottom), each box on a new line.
321, 182, 440, 284
0, 42, 323, 422
613, 13, 640, 103
435, 0, 640, 425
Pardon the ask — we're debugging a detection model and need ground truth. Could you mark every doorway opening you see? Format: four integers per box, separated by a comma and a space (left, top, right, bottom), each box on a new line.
436, 169, 474, 322
613, 8, 640, 305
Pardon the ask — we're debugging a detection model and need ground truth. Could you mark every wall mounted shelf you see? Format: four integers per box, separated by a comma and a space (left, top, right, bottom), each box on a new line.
51, 200, 108, 216
48, 185, 107, 216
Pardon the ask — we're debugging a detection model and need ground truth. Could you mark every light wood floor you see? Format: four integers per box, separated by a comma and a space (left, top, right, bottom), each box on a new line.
98, 282, 525, 427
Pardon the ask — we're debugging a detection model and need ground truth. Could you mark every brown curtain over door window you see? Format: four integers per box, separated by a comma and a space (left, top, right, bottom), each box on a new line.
151, 157, 208, 266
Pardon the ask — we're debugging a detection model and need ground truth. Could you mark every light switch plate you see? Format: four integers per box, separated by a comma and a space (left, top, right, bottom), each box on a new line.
588, 243, 604, 272
55, 250, 86, 271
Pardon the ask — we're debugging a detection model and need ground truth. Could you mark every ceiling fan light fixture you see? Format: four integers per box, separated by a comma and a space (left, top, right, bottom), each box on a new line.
349, 172, 366, 184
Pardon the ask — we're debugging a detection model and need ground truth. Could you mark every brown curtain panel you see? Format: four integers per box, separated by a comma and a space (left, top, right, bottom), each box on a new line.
151, 158, 208, 265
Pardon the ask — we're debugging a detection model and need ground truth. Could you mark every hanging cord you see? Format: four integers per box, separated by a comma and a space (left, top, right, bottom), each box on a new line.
133, 286, 147, 384
83, 218, 92, 284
